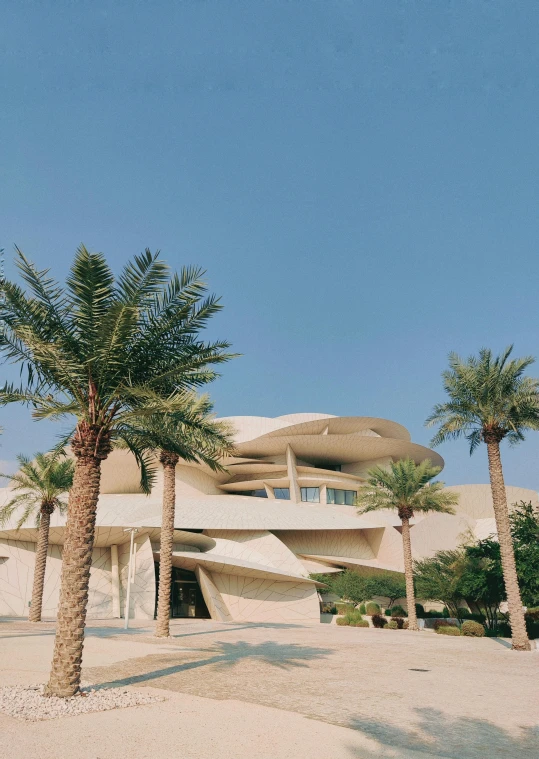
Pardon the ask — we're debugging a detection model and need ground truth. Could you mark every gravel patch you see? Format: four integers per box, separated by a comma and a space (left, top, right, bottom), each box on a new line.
0, 684, 165, 721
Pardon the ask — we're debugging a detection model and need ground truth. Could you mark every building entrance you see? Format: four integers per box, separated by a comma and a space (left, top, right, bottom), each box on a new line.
155, 563, 210, 619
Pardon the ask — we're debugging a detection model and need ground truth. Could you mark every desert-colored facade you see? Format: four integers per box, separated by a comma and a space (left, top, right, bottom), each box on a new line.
0, 412, 536, 623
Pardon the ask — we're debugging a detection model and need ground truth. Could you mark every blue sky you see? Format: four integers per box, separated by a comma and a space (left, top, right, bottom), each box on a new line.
1, 1, 539, 490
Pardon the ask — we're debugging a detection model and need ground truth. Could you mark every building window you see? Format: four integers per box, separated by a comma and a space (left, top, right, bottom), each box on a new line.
326, 488, 356, 506
301, 487, 320, 503
273, 488, 290, 500
230, 489, 268, 498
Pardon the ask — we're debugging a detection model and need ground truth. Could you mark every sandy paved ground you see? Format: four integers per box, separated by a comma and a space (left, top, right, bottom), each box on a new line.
0, 617, 537, 759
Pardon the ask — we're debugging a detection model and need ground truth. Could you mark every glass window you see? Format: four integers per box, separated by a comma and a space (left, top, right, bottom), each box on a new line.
300, 487, 320, 503
273, 487, 290, 500
327, 488, 356, 505
230, 489, 268, 498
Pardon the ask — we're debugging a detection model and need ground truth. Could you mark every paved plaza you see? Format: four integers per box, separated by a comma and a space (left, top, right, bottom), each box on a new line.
0, 618, 537, 759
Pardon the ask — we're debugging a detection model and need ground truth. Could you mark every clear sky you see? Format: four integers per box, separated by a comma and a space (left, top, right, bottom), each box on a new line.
1, 1, 539, 490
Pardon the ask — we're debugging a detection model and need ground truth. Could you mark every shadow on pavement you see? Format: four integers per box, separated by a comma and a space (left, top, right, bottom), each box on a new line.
93, 639, 332, 689
346, 707, 539, 759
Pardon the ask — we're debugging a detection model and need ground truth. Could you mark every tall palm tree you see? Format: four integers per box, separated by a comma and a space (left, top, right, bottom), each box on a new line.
426, 346, 539, 651
355, 459, 458, 631
121, 394, 234, 638
0, 246, 235, 696
0, 452, 74, 622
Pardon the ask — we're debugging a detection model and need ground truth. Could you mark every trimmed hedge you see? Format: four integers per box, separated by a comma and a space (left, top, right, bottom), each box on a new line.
391, 605, 407, 618
387, 620, 398, 629
366, 602, 381, 615
415, 603, 425, 618
436, 625, 461, 636
433, 618, 459, 632
461, 620, 485, 637
336, 603, 356, 615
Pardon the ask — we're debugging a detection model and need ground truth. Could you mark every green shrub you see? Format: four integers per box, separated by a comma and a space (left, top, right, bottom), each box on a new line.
442, 607, 450, 617
391, 605, 407, 617
526, 607, 539, 621
343, 610, 364, 625
436, 625, 461, 636
461, 620, 485, 637
336, 603, 356, 615
366, 602, 381, 615
371, 613, 388, 628
359, 603, 366, 615
457, 607, 472, 619
384, 609, 391, 617
350, 619, 370, 628
387, 620, 398, 629
336, 617, 349, 626
415, 603, 425, 618
433, 619, 459, 631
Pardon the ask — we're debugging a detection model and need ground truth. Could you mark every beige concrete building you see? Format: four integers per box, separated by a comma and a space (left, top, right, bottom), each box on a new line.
0, 412, 536, 623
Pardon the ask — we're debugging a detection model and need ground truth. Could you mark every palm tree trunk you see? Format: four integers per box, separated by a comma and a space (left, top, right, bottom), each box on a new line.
401, 517, 419, 631
44, 448, 104, 697
28, 509, 51, 623
155, 451, 179, 638
485, 439, 530, 651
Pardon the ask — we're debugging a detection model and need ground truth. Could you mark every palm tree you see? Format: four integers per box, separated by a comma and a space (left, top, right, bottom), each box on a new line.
0, 246, 235, 696
0, 452, 74, 622
123, 395, 234, 638
355, 459, 458, 631
426, 346, 539, 651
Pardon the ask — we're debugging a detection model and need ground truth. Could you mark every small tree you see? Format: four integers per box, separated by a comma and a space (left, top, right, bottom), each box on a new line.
510, 501, 539, 607
414, 550, 465, 621
356, 459, 458, 631
458, 539, 505, 630
364, 573, 406, 609
0, 452, 74, 622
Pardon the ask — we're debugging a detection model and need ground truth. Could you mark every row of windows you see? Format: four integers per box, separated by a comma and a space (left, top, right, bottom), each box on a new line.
327, 488, 356, 505
231, 486, 356, 504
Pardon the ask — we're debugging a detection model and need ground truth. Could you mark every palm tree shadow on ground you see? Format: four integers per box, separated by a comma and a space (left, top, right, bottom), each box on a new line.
346, 707, 539, 759
90, 639, 332, 690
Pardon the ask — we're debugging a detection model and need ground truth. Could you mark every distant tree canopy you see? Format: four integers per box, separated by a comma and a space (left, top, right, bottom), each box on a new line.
311, 570, 406, 607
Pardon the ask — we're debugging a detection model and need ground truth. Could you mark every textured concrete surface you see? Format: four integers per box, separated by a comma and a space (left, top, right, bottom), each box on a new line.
1, 618, 538, 759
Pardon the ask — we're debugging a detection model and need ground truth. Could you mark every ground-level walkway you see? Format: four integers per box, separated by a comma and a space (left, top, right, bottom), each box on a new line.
0, 617, 537, 759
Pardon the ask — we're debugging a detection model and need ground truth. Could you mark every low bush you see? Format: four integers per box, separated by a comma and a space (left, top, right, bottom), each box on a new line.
359, 603, 366, 615
415, 603, 425, 618
366, 602, 381, 615
391, 605, 407, 618
403, 620, 409, 629
436, 625, 461, 636
393, 617, 405, 629
336, 603, 355, 615
371, 614, 388, 628
387, 620, 398, 629
336, 617, 349, 626
343, 610, 364, 624
442, 607, 450, 618
433, 619, 459, 632
384, 609, 391, 617
461, 620, 485, 637
350, 619, 370, 628
457, 607, 471, 619
526, 606, 539, 621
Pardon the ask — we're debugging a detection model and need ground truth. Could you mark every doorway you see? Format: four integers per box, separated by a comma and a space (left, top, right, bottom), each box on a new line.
154, 563, 210, 619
